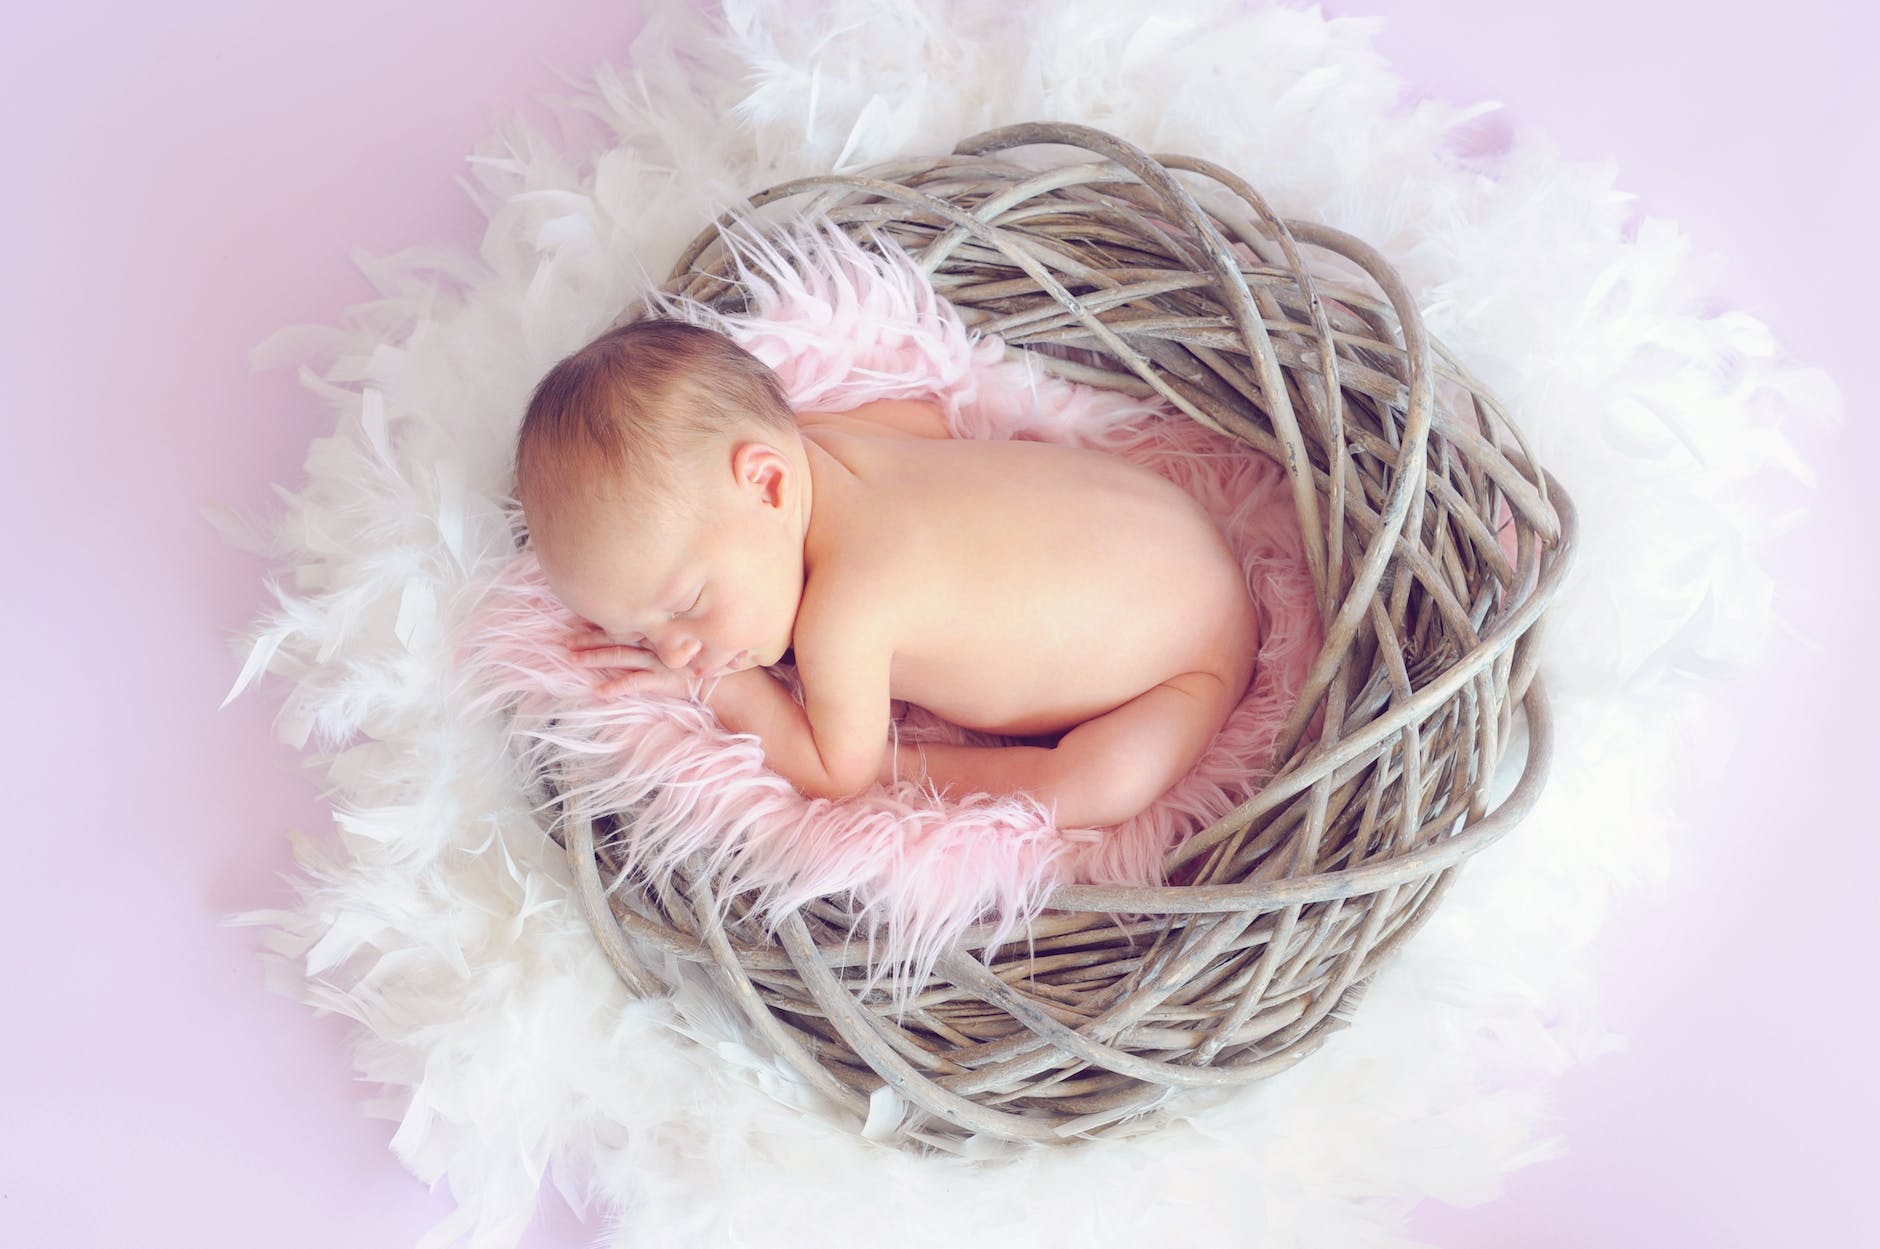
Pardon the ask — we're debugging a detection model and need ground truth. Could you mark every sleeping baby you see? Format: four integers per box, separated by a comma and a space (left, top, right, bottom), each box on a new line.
515, 320, 1258, 829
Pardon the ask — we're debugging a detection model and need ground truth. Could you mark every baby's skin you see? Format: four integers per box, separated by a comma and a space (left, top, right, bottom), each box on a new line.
533, 399, 1259, 829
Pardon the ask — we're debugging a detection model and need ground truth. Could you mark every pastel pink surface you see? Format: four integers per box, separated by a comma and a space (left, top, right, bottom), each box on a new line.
5, 5, 1872, 1249
2, 3, 635, 1246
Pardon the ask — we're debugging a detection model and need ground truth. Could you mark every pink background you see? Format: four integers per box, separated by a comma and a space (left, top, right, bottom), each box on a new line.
5, 2, 1872, 1245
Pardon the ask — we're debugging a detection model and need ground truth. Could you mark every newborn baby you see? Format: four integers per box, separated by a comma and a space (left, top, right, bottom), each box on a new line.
516, 320, 1259, 829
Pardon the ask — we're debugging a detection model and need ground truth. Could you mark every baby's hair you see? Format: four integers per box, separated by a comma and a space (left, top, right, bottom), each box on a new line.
515, 319, 795, 528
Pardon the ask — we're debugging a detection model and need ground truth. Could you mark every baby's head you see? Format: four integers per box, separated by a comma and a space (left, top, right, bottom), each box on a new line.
516, 320, 811, 676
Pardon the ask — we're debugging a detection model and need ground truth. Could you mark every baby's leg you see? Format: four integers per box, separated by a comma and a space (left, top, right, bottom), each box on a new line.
891, 670, 1240, 828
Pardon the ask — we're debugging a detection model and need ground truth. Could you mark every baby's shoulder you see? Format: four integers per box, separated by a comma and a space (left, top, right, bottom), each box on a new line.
793, 551, 903, 662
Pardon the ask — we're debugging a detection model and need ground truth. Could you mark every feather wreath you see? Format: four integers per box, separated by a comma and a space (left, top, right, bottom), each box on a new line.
464, 223, 1325, 991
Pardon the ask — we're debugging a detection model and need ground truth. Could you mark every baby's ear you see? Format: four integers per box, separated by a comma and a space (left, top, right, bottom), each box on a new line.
732, 440, 792, 508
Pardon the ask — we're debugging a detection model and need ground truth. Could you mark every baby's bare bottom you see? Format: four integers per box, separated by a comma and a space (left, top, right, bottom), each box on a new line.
884, 670, 1239, 828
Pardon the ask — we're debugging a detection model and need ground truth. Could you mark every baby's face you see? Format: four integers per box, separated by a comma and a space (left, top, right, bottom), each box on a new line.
535, 443, 806, 678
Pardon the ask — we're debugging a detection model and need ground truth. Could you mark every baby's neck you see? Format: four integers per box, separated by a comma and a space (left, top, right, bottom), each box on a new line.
797, 432, 861, 576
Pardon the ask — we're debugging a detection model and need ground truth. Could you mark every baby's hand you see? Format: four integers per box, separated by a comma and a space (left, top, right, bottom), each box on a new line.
564, 624, 697, 700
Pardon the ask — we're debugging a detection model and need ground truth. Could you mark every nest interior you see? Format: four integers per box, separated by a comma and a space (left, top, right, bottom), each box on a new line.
553, 121, 1575, 1152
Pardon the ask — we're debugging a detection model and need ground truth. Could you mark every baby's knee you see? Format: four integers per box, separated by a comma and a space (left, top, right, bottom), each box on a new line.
1048, 674, 1235, 825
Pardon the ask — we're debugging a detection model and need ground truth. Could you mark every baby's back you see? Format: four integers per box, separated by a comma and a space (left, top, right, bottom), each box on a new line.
801, 418, 1258, 738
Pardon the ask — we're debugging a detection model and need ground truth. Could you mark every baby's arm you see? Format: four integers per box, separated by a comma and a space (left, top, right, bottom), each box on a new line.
567, 601, 892, 799
706, 584, 893, 800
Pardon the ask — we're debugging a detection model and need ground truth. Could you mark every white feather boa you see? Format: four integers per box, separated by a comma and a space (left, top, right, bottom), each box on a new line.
225, 2, 1834, 1246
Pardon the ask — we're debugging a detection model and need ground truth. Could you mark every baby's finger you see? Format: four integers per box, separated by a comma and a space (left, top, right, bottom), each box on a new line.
568, 644, 654, 668
597, 670, 688, 699
565, 630, 628, 653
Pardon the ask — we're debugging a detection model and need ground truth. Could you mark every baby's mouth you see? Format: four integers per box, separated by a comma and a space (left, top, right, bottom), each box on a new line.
705, 650, 747, 677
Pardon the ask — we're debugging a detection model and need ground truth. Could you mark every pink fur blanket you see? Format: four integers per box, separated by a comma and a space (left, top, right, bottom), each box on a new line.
465, 227, 1321, 978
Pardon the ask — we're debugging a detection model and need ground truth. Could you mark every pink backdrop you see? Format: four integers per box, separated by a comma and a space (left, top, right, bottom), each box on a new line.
5, 2, 1871, 1245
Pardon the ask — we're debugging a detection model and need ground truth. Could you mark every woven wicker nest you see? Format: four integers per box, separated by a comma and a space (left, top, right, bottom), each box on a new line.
554, 121, 1576, 1151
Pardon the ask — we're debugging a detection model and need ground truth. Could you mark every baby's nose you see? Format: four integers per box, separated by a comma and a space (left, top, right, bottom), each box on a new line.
655, 634, 701, 670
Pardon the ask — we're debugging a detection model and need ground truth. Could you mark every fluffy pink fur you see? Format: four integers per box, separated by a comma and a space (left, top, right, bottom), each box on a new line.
464, 226, 1321, 985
